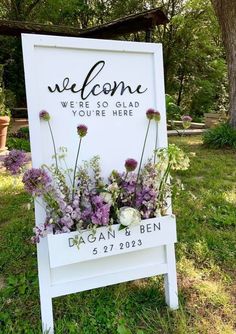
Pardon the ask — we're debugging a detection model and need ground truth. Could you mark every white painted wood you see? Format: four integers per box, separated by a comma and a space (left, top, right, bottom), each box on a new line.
50, 245, 166, 286
164, 244, 179, 309
37, 238, 54, 334
51, 263, 168, 298
21, 34, 179, 333
48, 215, 176, 268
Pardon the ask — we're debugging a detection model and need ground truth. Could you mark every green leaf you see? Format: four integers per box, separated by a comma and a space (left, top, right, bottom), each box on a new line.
117, 324, 132, 334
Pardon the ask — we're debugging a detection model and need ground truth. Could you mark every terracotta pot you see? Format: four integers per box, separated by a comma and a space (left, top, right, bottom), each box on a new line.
0, 116, 10, 151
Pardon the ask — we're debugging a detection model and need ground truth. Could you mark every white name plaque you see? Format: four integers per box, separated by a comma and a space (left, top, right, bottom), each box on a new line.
48, 215, 176, 268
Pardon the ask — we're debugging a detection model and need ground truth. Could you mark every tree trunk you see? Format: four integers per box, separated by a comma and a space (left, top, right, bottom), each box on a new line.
211, 0, 236, 127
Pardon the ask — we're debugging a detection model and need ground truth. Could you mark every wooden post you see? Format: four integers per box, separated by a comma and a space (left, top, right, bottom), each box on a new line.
145, 27, 153, 42
164, 244, 179, 309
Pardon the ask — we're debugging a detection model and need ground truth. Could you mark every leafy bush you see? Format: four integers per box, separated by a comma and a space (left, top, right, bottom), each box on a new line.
203, 122, 236, 148
17, 126, 29, 139
166, 94, 181, 120
7, 137, 31, 152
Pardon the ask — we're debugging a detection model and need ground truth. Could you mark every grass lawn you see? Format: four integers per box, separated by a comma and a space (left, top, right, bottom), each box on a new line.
0, 136, 236, 334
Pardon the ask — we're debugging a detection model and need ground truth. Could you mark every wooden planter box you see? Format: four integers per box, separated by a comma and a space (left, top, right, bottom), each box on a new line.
47, 215, 177, 268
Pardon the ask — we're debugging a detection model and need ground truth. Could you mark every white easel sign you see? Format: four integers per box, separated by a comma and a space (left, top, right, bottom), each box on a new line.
22, 34, 178, 334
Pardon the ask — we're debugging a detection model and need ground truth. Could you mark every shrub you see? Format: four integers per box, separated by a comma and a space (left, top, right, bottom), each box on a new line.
17, 126, 29, 140
203, 122, 236, 148
7, 137, 31, 152
166, 94, 181, 120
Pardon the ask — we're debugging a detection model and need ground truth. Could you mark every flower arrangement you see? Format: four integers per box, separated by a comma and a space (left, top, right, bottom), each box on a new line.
3, 109, 190, 244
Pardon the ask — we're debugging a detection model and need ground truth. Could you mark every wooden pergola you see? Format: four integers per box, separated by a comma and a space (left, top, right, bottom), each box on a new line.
0, 8, 168, 42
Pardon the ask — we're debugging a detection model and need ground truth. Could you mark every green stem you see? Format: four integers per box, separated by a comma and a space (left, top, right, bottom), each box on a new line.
158, 163, 171, 208
134, 119, 151, 201
124, 171, 128, 181
72, 137, 82, 199
154, 121, 159, 164
48, 121, 58, 171
63, 157, 73, 186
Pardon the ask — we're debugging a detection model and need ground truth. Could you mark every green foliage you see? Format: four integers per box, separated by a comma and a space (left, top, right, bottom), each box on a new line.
203, 122, 236, 148
6, 137, 31, 151
166, 94, 181, 120
0, 64, 11, 117
157, 0, 227, 119
17, 126, 30, 140
0, 0, 228, 113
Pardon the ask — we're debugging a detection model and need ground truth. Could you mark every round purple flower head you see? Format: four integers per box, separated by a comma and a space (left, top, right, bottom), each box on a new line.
22, 168, 51, 196
125, 158, 138, 172
3, 149, 28, 175
77, 124, 88, 138
146, 108, 156, 120
39, 110, 50, 121
181, 115, 192, 122
181, 115, 192, 129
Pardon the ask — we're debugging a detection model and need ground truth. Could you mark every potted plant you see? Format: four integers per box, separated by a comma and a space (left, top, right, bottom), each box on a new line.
0, 64, 11, 152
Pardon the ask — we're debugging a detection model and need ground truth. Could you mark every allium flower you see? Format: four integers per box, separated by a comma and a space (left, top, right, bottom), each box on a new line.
39, 110, 50, 121
72, 124, 88, 198
119, 207, 141, 227
3, 149, 28, 175
77, 124, 88, 137
22, 168, 52, 196
125, 158, 138, 172
146, 108, 156, 120
181, 115, 192, 122
181, 115, 192, 129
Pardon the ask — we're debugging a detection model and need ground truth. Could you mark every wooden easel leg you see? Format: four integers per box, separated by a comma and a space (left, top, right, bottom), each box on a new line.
164, 244, 178, 310
40, 295, 54, 334
37, 239, 54, 333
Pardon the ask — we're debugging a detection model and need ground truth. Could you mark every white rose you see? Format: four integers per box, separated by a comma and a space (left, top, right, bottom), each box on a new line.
100, 192, 113, 205
119, 207, 141, 227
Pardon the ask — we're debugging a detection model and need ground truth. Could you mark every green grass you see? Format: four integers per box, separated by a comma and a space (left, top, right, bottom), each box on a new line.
0, 136, 236, 333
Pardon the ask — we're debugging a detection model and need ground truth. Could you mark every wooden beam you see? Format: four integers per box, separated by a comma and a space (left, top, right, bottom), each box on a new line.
0, 8, 168, 39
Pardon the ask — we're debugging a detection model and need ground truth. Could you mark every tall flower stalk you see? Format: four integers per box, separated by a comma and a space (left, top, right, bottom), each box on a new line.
39, 110, 58, 171
153, 111, 161, 164
124, 158, 137, 180
72, 124, 88, 199
134, 109, 154, 201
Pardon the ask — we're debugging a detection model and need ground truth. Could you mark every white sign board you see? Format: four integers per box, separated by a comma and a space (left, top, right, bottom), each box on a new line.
22, 34, 178, 334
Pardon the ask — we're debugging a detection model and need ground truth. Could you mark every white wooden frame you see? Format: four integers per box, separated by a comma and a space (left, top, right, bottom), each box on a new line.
22, 34, 178, 334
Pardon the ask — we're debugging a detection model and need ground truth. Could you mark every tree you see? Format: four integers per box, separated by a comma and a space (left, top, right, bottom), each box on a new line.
211, 0, 236, 127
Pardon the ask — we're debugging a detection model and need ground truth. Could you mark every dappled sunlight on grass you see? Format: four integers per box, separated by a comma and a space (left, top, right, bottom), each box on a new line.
0, 172, 24, 194
223, 188, 236, 204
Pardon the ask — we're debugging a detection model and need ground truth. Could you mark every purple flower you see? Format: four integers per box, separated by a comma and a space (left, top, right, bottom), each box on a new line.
22, 168, 52, 196
181, 115, 192, 122
125, 158, 138, 172
39, 110, 50, 121
3, 149, 28, 175
135, 186, 157, 219
146, 108, 156, 120
59, 215, 74, 229
77, 124, 88, 137
181, 115, 192, 129
90, 195, 111, 226
91, 204, 110, 226
146, 108, 161, 122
